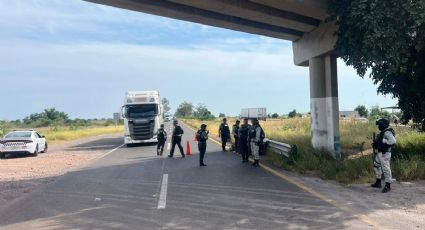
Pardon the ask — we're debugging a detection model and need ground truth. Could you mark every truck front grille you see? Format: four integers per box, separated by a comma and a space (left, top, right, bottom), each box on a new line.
130, 120, 155, 140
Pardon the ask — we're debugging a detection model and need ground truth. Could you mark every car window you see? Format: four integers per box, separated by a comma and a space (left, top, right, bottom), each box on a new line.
5, 132, 32, 138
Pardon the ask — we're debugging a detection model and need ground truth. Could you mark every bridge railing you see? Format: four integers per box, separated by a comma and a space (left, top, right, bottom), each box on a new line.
264, 138, 297, 159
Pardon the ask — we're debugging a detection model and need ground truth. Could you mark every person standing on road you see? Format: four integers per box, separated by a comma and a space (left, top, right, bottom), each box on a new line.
156, 124, 167, 156
196, 124, 209, 166
249, 118, 262, 166
232, 120, 240, 153
371, 118, 396, 193
218, 118, 230, 151
169, 120, 185, 158
238, 118, 250, 163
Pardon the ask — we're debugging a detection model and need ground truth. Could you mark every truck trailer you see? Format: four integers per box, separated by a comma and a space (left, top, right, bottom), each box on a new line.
240, 108, 267, 121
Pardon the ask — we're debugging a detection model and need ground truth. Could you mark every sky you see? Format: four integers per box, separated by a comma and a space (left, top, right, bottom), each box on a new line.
0, 0, 397, 120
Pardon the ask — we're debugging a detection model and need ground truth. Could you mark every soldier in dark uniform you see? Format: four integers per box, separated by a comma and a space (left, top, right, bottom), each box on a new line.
156, 124, 167, 156
218, 118, 230, 151
238, 118, 250, 163
196, 124, 209, 166
168, 120, 185, 158
232, 120, 240, 153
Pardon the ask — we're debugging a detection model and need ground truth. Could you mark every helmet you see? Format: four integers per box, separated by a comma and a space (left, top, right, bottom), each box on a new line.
376, 118, 389, 131
160, 124, 164, 128
201, 124, 207, 129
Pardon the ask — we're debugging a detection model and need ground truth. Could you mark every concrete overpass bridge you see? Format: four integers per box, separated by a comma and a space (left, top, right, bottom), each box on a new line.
86, 0, 341, 159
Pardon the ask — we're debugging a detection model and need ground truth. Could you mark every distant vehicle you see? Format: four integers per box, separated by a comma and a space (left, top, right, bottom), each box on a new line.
240, 108, 267, 121
0, 130, 47, 159
121, 91, 164, 147
164, 113, 172, 122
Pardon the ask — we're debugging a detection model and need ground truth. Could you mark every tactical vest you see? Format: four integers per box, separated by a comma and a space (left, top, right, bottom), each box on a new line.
173, 125, 184, 136
376, 128, 395, 153
239, 124, 250, 139
249, 125, 257, 139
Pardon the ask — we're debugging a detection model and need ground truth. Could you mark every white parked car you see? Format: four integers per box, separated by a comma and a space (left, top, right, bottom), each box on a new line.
0, 130, 48, 159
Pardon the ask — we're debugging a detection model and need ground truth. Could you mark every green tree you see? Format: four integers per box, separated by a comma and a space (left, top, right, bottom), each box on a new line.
369, 106, 390, 121
23, 108, 69, 127
193, 104, 215, 120
328, 0, 425, 129
271, 113, 279, 119
162, 98, 171, 115
218, 113, 226, 118
354, 105, 369, 118
288, 109, 298, 118
174, 101, 194, 118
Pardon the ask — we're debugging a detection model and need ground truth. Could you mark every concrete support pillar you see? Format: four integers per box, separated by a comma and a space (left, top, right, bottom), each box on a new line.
309, 55, 341, 159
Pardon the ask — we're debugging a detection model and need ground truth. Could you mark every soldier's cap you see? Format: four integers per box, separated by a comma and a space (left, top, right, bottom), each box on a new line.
236, 120, 240, 123
201, 124, 207, 128
223, 118, 227, 121
160, 124, 164, 127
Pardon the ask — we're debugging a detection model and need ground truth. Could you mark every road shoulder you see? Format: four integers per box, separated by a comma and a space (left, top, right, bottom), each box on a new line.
0, 133, 123, 209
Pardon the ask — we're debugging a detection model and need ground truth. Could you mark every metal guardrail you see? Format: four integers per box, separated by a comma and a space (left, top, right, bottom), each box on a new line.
264, 138, 296, 158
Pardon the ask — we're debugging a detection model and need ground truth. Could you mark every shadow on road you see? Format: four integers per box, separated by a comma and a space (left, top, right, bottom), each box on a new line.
1, 138, 422, 229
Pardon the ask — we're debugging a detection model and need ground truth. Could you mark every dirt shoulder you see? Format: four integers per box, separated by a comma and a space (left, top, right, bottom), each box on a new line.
0, 134, 123, 208
264, 156, 425, 230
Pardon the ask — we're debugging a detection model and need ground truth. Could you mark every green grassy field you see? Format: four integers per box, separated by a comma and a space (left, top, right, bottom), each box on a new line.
183, 118, 425, 184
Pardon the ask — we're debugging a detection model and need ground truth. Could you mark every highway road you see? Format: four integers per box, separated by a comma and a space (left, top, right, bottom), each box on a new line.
0, 122, 372, 229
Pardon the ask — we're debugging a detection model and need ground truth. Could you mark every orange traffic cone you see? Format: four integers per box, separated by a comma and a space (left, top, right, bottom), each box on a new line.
186, 141, 192, 156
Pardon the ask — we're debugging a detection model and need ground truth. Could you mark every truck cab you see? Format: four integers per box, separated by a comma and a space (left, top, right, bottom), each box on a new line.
122, 91, 163, 146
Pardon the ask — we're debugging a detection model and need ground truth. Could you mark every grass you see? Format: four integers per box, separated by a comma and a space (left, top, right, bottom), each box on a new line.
4, 126, 124, 145
183, 118, 425, 184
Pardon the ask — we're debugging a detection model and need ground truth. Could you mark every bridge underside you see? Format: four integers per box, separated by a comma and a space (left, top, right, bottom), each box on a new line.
85, 0, 341, 159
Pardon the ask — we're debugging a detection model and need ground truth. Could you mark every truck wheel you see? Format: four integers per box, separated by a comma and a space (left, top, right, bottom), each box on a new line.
0, 153, 5, 159
126, 144, 133, 147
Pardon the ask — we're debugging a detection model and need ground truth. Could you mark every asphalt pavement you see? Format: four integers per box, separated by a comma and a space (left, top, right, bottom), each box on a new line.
0, 122, 372, 229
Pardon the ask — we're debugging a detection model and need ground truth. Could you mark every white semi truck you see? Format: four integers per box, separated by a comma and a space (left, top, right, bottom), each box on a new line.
121, 91, 163, 146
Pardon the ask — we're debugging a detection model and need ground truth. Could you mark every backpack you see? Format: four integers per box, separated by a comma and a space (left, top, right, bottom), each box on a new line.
157, 129, 166, 140
196, 130, 207, 142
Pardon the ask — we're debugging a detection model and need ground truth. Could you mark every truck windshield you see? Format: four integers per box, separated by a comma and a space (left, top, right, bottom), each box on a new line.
125, 104, 158, 118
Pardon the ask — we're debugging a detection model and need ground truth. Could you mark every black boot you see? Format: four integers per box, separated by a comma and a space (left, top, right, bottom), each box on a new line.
382, 183, 391, 193
252, 160, 259, 166
371, 179, 382, 188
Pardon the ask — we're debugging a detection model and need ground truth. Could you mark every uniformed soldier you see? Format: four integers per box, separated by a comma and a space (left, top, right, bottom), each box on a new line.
232, 120, 240, 153
238, 118, 250, 163
218, 118, 230, 151
168, 120, 185, 158
156, 124, 167, 156
196, 124, 209, 166
371, 118, 396, 193
249, 118, 263, 166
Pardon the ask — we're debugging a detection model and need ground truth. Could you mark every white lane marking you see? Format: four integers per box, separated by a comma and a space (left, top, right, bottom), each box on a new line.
167, 142, 171, 150
99, 143, 125, 158
67, 144, 116, 150
157, 174, 168, 209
